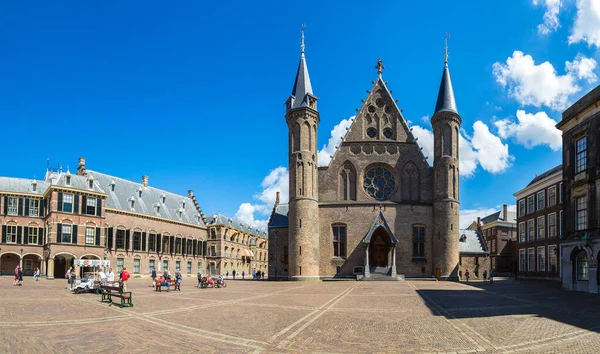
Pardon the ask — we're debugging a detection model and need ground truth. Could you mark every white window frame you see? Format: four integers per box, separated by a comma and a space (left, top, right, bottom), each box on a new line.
527, 219, 535, 242
547, 186, 556, 207
62, 224, 72, 243
527, 196, 535, 214
537, 191, 545, 211
559, 182, 563, 203
519, 222, 526, 243
537, 216, 545, 239
7, 197, 18, 216
149, 259, 155, 273
28, 227, 38, 244
133, 259, 141, 274
86, 197, 96, 215
519, 249, 526, 272
63, 193, 73, 213
518, 199, 526, 217
576, 196, 587, 231
548, 245, 557, 272
85, 226, 95, 245
6, 225, 17, 243
117, 258, 124, 272
575, 136, 587, 174
29, 199, 39, 217
559, 210, 563, 237
548, 213, 556, 238
528, 247, 535, 272
537, 246, 545, 273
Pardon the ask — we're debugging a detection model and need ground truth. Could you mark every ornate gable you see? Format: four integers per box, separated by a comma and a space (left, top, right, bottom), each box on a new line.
344, 78, 413, 144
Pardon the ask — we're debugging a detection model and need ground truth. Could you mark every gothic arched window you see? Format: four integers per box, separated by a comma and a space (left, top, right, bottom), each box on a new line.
402, 162, 419, 202
339, 162, 357, 201
443, 124, 452, 157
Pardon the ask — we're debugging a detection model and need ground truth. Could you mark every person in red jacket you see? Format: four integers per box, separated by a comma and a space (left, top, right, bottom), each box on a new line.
121, 267, 130, 291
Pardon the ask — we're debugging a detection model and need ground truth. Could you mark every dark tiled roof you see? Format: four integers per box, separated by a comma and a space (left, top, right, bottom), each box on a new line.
459, 229, 488, 255
205, 213, 267, 237
289, 54, 314, 109
480, 210, 516, 225
434, 64, 458, 115
269, 204, 289, 228
526, 164, 562, 187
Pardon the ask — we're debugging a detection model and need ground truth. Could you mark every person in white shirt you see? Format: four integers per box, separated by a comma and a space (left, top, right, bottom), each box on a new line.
106, 268, 115, 283
98, 269, 106, 284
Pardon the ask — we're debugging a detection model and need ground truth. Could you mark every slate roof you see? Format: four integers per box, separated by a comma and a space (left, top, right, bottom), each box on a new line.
85, 170, 205, 226
0, 177, 50, 195
205, 213, 267, 237
268, 203, 289, 228
434, 63, 458, 115
459, 229, 488, 255
289, 53, 315, 109
480, 209, 516, 225
526, 164, 562, 187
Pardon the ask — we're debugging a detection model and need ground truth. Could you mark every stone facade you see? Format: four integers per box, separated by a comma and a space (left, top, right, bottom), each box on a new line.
557, 85, 600, 294
478, 204, 517, 275
269, 50, 461, 280
1, 158, 267, 280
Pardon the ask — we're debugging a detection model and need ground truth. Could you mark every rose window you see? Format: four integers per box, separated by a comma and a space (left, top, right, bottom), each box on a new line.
363, 166, 395, 200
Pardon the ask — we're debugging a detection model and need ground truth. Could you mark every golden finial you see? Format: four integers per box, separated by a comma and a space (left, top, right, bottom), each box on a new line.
444, 33, 450, 64
301, 24, 306, 55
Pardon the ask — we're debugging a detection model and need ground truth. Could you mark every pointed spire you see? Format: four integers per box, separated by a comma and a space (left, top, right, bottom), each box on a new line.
288, 25, 317, 111
434, 34, 458, 115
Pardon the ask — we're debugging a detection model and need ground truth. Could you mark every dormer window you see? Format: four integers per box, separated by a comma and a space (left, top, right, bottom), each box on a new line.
32, 181, 37, 192
66, 176, 71, 186
130, 199, 135, 209
88, 180, 94, 189
182, 201, 185, 209
156, 204, 160, 213
110, 180, 115, 192
138, 187, 142, 198
162, 194, 166, 203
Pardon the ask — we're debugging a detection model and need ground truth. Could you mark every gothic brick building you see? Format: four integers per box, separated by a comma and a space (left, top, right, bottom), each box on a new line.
268, 37, 461, 280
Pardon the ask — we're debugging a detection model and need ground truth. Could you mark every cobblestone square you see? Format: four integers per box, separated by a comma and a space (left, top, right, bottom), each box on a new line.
1, 277, 599, 353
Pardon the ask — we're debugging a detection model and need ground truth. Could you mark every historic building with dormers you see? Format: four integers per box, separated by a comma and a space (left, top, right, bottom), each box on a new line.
268, 36, 461, 280
0, 158, 267, 279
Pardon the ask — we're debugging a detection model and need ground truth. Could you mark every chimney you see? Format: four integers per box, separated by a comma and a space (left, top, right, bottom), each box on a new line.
77, 157, 87, 176
142, 175, 148, 187
503, 204, 508, 221
275, 191, 280, 205
188, 190, 194, 198
477, 217, 481, 231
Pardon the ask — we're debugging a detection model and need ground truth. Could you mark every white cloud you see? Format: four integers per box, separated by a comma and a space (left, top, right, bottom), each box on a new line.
565, 55, 598, 83
569, 0, 600, 47
493, 51, 597, 110
533, 0, 561, 35
234, 166, 289, 231
411, 121, 512, 178
411, 125, 434, 166
459, 204, 516, 229
494, 110, 562, 150
421, 115, 430, 123
317, 116, 354, 167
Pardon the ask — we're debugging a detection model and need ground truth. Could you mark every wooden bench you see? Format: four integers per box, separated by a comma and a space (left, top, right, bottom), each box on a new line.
155, 279, 180, 292
101, 283, 133, 308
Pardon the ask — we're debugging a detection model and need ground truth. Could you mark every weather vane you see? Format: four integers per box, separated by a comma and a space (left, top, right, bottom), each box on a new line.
301, 24, 306, 54
376, 58, 384, 78
444, 33, 450, 64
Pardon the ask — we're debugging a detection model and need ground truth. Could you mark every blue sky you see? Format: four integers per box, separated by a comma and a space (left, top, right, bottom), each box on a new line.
1, 1, 599, 229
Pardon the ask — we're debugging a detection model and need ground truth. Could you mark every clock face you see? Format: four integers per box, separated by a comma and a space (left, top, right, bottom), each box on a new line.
363, 166, 395, 200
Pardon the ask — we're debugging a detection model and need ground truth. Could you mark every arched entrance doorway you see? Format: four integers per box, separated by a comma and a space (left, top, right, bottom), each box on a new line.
0, 252, 21, 276
22, 253, 42, 276
369, 227, 392, 268
54, 253, 75, 280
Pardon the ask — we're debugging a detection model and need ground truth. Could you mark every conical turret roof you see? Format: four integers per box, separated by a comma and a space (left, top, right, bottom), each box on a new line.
434, 63, 458, 115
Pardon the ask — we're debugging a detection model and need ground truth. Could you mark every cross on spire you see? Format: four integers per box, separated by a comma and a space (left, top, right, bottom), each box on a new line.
376, 58, 384, 78
444, 33, 450, 65
301, 24, 306, 55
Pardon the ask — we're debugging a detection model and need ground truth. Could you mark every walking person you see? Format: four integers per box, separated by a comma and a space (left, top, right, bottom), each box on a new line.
121, 267, 130, 291
151, 268, 157, 287
13, 265, 19, 286
489, 268, 494, 284
17, 266, 24, 286
70, 267, 77, 290
261, 271, 265, 279
197, 271, 202, 288
242, 270, 245, 280
465, 269, 470, 283
66, 267, 73, 289
176, 270, 182, 290
34, 267, 40, 281
232, 269, 236, 280
483, 270, 488, 282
